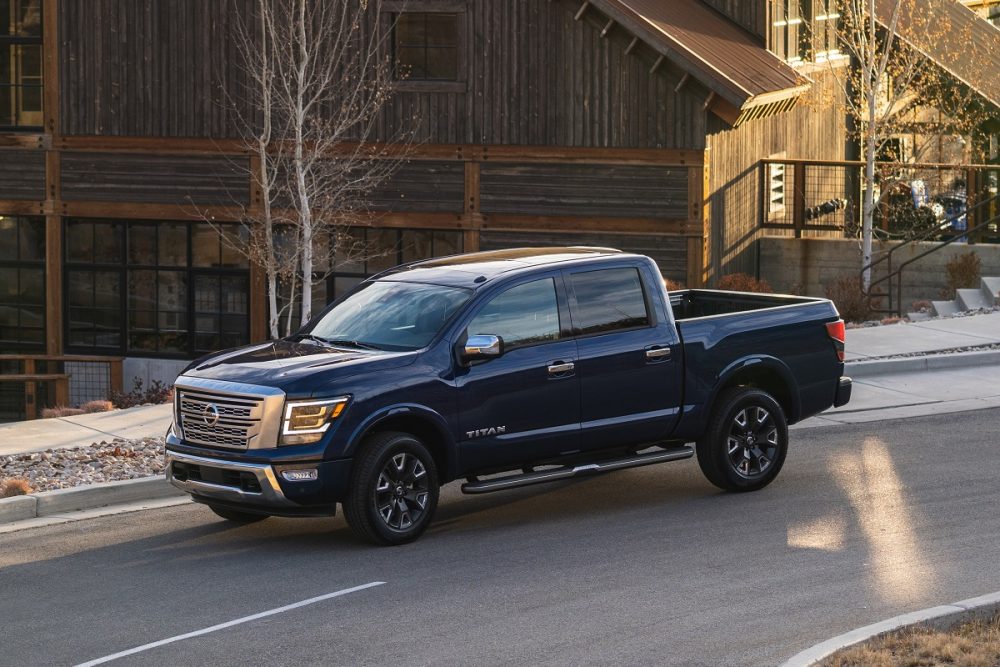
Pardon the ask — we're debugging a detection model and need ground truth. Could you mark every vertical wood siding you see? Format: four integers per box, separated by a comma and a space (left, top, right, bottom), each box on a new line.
0, 151, 46, 200
705, 69, 847, 279
699, 1, 767, 40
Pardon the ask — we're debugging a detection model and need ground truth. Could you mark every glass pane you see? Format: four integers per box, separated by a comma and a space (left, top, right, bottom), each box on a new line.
395, 14, 426, 46
128, 224, 156, 265
401, 230, 432, 263
221, 314, 246, 335
0, 45, 9, 86
333, 228, 365, 273
93, 222, 123, 263
13, 0, 43, 37
396, 47, 426, 79
0, 217, 16, 261
192, 224, 220, 267
158, 310, 186, 332
128, 270, 156, 311
19, 217, 44, 261
129, 333, 157, 352
220, 225, 249, 268
19, 306, 43, 329
570, 268, 650, 335
312, 230, 331, 273
0, 304, 15, 326
195, 314, 219, 334
158, 332, 187, 353
0, 268, 15, 300
366, 229, 399, 273
468, 279, 560, 348
426, 47, 457, 80
67, 271, 93, 307
158, 223, 187, 266
425, 15, 457, 46
93, 271, 120, 309
433, 230, 462, 257
194, 275, 219, 312
221, 276, 248, 314
158, 271, 187, 311
66, 221, 93, 263
129, 309, 155, 331
334, 276, 363, 300
19, 268, 43, 304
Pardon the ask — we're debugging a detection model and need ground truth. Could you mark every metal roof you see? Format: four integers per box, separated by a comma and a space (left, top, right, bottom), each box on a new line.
876, 0, 1000, 110
589, 0, 810, 122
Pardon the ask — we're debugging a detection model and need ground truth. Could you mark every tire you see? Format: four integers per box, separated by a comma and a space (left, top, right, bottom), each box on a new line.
343, 431, 440, 546
696, 387, 788, 492
207, 504, 269, 524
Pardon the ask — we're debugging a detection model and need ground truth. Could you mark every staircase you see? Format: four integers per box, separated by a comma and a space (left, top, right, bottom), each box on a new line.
910, 276, 1000, 320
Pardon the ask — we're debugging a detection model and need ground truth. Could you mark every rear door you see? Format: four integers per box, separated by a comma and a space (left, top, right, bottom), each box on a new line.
454, 274, 580, 471
566, 263, 683, 451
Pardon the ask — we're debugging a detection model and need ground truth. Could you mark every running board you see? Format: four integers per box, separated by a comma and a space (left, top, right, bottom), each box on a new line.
461, 446, 694, 495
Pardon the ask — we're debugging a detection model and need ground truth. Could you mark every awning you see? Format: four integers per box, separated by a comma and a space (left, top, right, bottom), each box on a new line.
589, 0, 811, 125
876, 0, 1000, 110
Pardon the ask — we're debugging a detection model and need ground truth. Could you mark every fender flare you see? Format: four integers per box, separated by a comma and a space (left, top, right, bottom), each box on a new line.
708, 355, 801, 423
344, 403, 457, 476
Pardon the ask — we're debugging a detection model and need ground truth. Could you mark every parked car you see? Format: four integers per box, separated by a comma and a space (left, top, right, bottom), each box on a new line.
165, 248, 851, 545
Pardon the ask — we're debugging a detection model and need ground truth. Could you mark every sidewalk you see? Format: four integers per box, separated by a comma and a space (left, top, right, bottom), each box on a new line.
0, 312, 998, 458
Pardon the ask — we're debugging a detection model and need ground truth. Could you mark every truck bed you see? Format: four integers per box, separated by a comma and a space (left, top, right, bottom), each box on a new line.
668, 289, 820, 321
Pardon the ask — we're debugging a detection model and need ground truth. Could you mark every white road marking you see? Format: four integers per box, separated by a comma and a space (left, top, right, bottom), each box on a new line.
73, 581, 386, 666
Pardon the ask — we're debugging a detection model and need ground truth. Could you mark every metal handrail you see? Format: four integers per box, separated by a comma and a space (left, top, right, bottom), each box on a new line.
861, 192, 1000, 315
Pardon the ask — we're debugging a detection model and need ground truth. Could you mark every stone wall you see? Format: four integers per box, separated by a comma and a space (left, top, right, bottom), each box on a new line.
758, 236, 1000, 310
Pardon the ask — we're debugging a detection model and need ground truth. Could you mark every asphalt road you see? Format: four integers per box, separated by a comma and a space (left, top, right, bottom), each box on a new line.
3, 409, 1000, 667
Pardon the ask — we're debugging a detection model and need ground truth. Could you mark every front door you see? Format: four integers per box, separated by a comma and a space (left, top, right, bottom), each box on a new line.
454, 276, 580, 472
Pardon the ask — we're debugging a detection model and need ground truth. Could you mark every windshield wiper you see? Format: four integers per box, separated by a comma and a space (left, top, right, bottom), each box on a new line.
321, 338, 383, 351
291, 333, 336, 346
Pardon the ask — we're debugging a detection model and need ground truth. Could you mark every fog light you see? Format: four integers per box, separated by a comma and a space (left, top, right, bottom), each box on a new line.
281, 469, 319, 482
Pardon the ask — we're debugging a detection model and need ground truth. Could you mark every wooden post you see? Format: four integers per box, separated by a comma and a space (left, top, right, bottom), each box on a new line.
792, 163, 807, 239
55, 376, 69, 407
464, 161, 481, 253
687, 156, 710, 288
109, 358, 124, 394
24, 359, 36, 420
44, 206, 63, 356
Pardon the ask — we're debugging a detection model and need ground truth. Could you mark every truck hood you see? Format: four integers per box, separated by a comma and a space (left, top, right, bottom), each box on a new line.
178, 340, 418, 395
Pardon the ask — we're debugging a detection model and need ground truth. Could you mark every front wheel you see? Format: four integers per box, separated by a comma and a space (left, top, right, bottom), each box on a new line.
696, 387, 788, 492
343, 431, 440, 546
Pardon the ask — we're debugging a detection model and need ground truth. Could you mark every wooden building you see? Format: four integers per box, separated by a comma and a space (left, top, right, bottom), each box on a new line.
0, 0, 879, 413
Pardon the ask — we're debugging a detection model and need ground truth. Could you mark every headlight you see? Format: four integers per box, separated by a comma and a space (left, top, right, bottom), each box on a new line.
280, 397, 349, 446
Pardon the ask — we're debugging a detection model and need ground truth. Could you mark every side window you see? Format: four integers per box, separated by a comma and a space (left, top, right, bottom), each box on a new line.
467, 278, 560, 349
570, 268, 650, 335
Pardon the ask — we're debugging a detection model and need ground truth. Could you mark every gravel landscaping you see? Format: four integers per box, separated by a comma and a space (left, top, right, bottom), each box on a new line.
0, 438, 165, 493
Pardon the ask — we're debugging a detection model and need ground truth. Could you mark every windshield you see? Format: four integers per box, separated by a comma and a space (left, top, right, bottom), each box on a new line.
307, 281, 473, 351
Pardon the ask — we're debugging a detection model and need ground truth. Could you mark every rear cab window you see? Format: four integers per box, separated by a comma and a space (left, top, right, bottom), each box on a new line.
567, 267, 651, 335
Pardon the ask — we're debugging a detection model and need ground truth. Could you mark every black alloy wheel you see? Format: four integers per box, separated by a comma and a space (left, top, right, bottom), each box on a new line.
374, 451, 431, 531
696, 387, 788, 492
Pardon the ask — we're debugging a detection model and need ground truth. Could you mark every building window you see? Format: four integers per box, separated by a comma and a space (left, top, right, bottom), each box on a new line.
0, 215, 44, 350
393, 13, 459, 81
805, 0, 842, 62
1, 0, 43, 131
276, 227, 464, 332
65, 219, 250, 357
771, 0, 805, 63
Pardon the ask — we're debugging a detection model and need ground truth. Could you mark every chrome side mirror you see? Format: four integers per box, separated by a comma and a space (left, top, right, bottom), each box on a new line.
463, 334, 503, 360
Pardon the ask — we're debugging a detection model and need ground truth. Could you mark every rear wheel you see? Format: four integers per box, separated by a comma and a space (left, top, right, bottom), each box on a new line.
697, 387, 788, 492
207, 504, 269, 524
343, 431, 440, 546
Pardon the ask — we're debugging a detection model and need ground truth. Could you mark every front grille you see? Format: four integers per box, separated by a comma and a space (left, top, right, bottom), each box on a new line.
176, 388, 264, 450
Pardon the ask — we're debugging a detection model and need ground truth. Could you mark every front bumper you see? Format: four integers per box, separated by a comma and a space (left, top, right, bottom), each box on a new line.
834, 376, 852, 408
166, 450, 297, 508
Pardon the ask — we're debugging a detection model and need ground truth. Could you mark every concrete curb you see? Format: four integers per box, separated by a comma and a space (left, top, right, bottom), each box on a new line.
0, 476, 184, 525
845, 349, 1000, 378
780, 590, 1000, 667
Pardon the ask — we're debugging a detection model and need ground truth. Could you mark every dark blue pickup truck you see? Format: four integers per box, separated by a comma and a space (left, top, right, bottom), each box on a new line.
166, 247, 851, 545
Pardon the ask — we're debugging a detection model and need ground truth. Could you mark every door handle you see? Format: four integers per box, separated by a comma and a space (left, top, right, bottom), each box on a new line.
547, 361, 575, 375
645, 347, 672, 360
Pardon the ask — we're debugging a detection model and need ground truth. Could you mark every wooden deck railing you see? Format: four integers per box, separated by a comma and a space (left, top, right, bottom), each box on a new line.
0, 355, 124, 420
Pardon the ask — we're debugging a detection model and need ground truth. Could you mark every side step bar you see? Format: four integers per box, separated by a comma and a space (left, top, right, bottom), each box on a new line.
461, 446, 694, 495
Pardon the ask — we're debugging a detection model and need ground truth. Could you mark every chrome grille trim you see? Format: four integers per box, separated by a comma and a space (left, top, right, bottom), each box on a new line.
173, 376, 285, 451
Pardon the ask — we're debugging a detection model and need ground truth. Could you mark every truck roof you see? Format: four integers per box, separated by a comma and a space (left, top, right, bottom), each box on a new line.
376, 246, 629, 288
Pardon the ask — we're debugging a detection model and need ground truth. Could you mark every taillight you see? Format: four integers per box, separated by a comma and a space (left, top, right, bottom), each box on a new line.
826, 319, 846, 362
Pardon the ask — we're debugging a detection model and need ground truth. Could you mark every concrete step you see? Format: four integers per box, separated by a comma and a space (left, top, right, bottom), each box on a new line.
957, 288, 991, 311
906, 311, 933, 322
931, 300, 961, 317
982, 276, 1000, 307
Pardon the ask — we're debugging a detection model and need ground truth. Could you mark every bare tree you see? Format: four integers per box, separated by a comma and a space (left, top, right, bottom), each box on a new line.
216, 0, 414, 338
815, 0, 994, 289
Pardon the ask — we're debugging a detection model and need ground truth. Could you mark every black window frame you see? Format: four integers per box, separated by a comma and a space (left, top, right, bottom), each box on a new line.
392, 12, 459, 82
1, 0, 44, 132
63, 219, 251, 359
565, 266, 654, 338
0, 214, 45, 351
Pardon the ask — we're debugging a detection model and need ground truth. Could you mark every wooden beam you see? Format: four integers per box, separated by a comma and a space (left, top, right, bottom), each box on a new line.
574, 1, 590, 20
649, 55, 665, 75
702, 92, 716, 112
674, 73, 691, 93
0, 200, 46, 216
42, 0, 59, 136
45, 147, 62, 356
625, 37, 640, 55
481, 214, 697, 236
601, 19, 615, 38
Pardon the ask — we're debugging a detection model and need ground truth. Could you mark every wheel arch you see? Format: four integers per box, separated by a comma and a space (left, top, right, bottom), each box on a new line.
711, 357, 800, 424
347, 405, 457, 482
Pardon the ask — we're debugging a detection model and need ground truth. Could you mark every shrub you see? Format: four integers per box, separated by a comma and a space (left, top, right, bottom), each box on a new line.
0, 478, 33, 497
942, 251, 982, 300
911, 300, 932, 313
80, 400, 114, 414
663, 278, 686, 292
825, 274, 879, 323
717, 273, 773, 293
109, 377, 174, 409
40, 406, 86, 419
